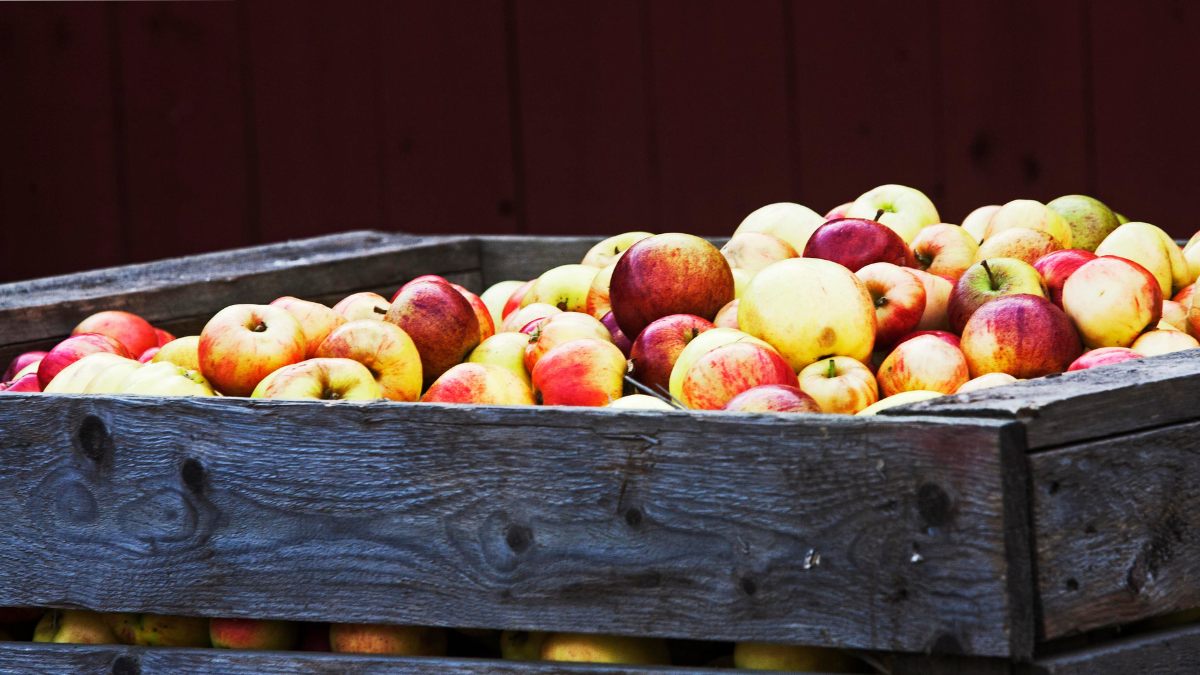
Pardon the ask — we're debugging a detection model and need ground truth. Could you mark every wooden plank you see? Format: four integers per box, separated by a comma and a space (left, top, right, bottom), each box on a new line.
1030, 420, 1200, 640
1089, 2, 1200, 238
883, 349, 1200, 449
514, 1, 656, 236
936, 0, 1089, 220
647, 0, 793, 235
0, 3, 124, 283
0, 233, 479, 362
0, 396, 1029, 657
114, 1, 254, 262
378, 1, 517, 235
1033, 621, 1200, 675
0, 642, 713, 674
244, 0, 386, 241
790, 1, 940, 214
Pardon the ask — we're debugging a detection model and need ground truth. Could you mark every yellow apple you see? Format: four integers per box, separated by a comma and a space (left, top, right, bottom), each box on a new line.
480, 280, 527, 328
733, 202, 825, 253
731, 267, 752, 300
252, 358, 381, 401
521, 264, 600, 313
585, 262, 617, 319
961, 204, 1001, 243
720, 232, 797, 274
956, 372, 1019, 393
121, 361, 217, 397
797, 356, 878, 414
1131, 329, 1199, 356
857, 390, 942, 415
43, 352, 136, 394
1095, 221, 1190, 297
421, 362, 535, 406
975, 227, 1063, 266
581, 231, 654, 267
1064, 256, 1163, 348
469, 332, 532, 386
502, 302, 563, 333
315, 320, 423, 401
733, 641, 859, 672
83, 358, 144, 393
34, 610, 118, 645
667, 327, 776, 403
151, 334, 201, 372
540, 632, 670, 665
329, 623, 446, 656
846, 184, 941, 243
1161, 300, 1191, 334
331, 292, 391, 322
985, 199, 1072, 248
270, 296, 347, 357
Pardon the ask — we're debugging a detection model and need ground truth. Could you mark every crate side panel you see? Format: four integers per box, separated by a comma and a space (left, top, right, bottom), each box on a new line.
1034, 622, 1200, 675
0, 398, 1020, 656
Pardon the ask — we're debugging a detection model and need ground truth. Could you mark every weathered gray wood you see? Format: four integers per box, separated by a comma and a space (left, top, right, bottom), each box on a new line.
477, 235, 729, 287
883, 349, 1200, 449
1030, 420, 1200, 640
1032, 621, 1200, 675
0, 395, 1029, 657
886, 653, 1014, 675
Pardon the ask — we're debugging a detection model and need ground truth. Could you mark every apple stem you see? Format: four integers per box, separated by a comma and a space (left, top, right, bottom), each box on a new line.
373, 305, 388, 315
826, 358, 837, 379
875, 209, 885, 221
981, 259, 997, 289
251, 322, 267, 333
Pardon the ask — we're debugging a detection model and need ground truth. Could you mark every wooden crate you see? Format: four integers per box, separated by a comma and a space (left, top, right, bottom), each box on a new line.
0, 231, 1196, 674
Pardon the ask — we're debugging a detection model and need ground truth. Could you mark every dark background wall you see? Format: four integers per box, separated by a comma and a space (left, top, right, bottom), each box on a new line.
1, 0, 1196, 283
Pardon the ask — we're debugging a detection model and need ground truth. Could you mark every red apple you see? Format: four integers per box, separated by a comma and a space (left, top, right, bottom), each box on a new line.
1033, 249, 1098, 308
524, 312, 612, 372
38, 334, 132, 389
609, 233, 734, 338
855, 263, 926, 348
421, 362, 534, 405
679, 342, 799, 410
0, 372, 41, 393
329, 624, 446, 656
1067, 347, 1142, 371
600, 311, 633, 357
910, 223, 979, 281
628, 314, 715, 394
1064, 256, 1162, 348
385, 279, 481, 388
961, 294, 1082, 378
451, 283, 496, 344
154, 328, 176, 346
137, 347, 160, 363
876, 334, 970, 396
503, 280, 536, 319
531, 339, 626, 407
210, 618, 300, 651
270, 296, 348, 357
315, 320, 423, 402
3, 351, 46, 382
722, 384, 820, 413
895, 330, 960, 348
72, 310, 158, 357
802, 217, 916, 272
947, 258, 1047, 334
198, 304, 306, 396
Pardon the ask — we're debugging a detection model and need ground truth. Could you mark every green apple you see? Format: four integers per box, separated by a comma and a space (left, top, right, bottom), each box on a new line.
1046, 194, 1121, 252
846, 184, 941, 243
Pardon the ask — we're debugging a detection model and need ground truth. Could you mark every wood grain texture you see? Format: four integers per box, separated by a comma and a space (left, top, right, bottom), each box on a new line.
0, 396, 1028, 657
1032, 621, 1200, 675
0, 3, 124, 283
114, 1, 254, 261
514, 0, 656, 236
883, 349, 1200, 449
1031, 420, 1200, 640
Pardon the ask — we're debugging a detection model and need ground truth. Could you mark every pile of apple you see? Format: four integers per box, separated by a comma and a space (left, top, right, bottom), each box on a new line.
4, 184, 1200, 413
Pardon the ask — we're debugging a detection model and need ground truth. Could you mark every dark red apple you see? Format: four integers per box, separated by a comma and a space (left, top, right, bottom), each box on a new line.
600, 311, 633, 357
0, 372, 41, 393
961, 294, 1082, 379
71, 310, 158, 357
723, 384, 821, 413
1067, 347, 1142, 372
1033, 249, 1097, 308
802, 217, 917, 272
629, 314, 715, 394
609, 233, 734, 338
37, 334, 132, 389
384, 280, 481, 388
3, 351, 46, 382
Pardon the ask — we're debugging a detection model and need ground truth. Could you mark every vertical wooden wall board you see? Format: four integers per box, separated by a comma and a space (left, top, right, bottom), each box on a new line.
115, 1, 253, 262
0, 4, 124, 283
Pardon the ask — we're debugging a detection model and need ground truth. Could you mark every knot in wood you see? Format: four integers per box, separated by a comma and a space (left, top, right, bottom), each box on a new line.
110, 655, 140, 675
76, 415, 114, 464
180, 457, 205, 495
917, 483, 953, 527
505, 524, 533, 553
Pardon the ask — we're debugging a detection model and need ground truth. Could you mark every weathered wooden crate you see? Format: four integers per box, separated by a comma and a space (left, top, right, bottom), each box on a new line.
0, 231, 1195, 674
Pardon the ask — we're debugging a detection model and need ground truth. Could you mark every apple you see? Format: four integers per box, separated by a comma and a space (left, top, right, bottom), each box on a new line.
947, 258, 1046, 334
329, 623, 446, 656
608, 394, 675, 410
469, 332, 532, 386
13, 358, 43, 380
733, 642, 859, 672
856, 390, 943, 415
961, 294, 1082, 378
629, 314, 714, 394
451, 283, 496, 344
679, 342, 799, 410
722, 384, 821, 414
43, 352, 136, 394
137, 347, 159, 363
733, 201, 826, 253
501, 302, 562, 333
802, 216, 916, 271
956, 372, 1019, 393
825, 202, 854, 220
581, 231, 654, 267
154, 328, 176, 346
720, 232, 797, 274
540, 633, 670, 665
130, 614, 210, 647
1161, 300, 1190, 334
38, 333, 132, 389
150, 334, 201, 372
33, 610, 117, 645
739, 258, 877, 371
667, 327, 777, 402
797, 356, 878, 414
521, 264, 600, 313
1033, 249, 1097, 308
599, 311, 633, 356
609, 233, 734, 338
82, 357, 144, 393
984, 199, 1072, 248
876, 334, 970, 396
1131, 329, 1200, 356
585, 262, 617, 319
1047, 194, 1121, 252
896, 329, 960, 348
713, 299, 739, 328
1177, 283, 1196, 307
3, 351, 46, 382
252, 358, 381, 401
198, 304, 306, 396
500, 630, 550, 660
961, 204, 1001, 243
480, 280, 527, 327
910, 269, 952, 331
0, 372, 41, 393
1068, 347, 1142, 371
1184, 232, 1200, 284
1095, 221, 1190, 297
846, 184, 940, 243
270, 296, 347, 357
72, 310, 158, 357
975, 227, 1063, 266
910, 223, 979, 281
502, 280, 536, 319
211, 618, 300, 650
730, 267, 752, 299
525, 312, 612, 372
122, 362, 217, 397
1063, 256, 1162, 348
385, 279, 481, 387
855, 263, 926, 347
313, 320, 422, 401
332, 292, 391, 322
421, 362, 534, 405
532, 339, 627, 407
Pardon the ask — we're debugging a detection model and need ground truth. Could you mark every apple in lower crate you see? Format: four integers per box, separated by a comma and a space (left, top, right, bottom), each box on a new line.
975, 227, 1063, 266
667, 327, 776, 403
521, 264, 599, 313
421, 362, 534, 406
734, 642, 859, 672
1068, 347, 1142, 371
468, 332, 532, 386
151, 335, 201, 372
1095, 221, 1190, 297
797, 356, 878, 414
540, 633, 670, 665
1161, 300, 1190, 334
480, 280, 526, 327
33, 610, 117, 644
131, 614, 211, 647
1131, 329, 1200, 356
500, 630, 549, 660
253, 358, 381, 401
720, 231, 797, 274
1047, 194, 1121, 252
734, 201, 825, 253
329, 623, 447, 656
608, 394, 674, 410
581, 231, 654, 268
961, 204, 1001, 243
1063, 256, 1162, 348
1033, 249, 1097, 308
855, 262, 926, 348
713, 299, 738, 328
722, 384, 820, 413
525, 312, 612, 372
680, 342, 798, 410
501, 302, 561, 333
947, 258, 1046, 334
3, 351, 46, 382
270, 296, 347, 357
332, 292, 390, 322
984, 199, 1072, 248
316, 320, 423, 401
846, 184, 941, 243
532, 339, 626, 407
739, 257, 877, 371
0, 372, 41, 393
386, 280, 481, 387
199, 304, 306, 396
956, 372, 1018, 393
803, 216, 916, 272
856, 389, 943, 415
43, 352, 136, 393
910, 269, 952, 331
877, 334, 970, 396
629, 314, 714, 394
38, 333, 132, 389
72, 310, 159, 358
585, 262, 617, 319
609, 233, 734, 338
910, 223, 978, 281
210, 618, 300, 650
961, 294, 1081, 379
